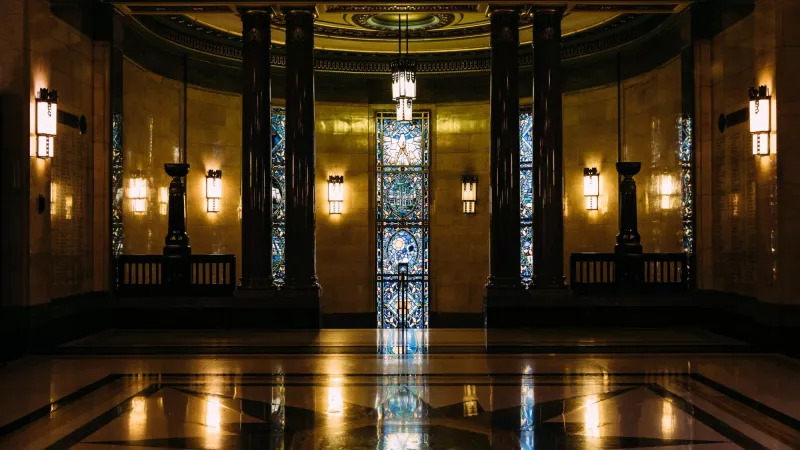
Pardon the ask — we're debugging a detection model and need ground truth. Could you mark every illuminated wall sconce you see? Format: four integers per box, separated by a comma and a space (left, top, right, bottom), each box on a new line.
461, 175, 477, 214
129, 171, 148, 214
35, 88, 58, 159
206, 170, 222, 213
583, 167, 599, 210
328, 175, 344, 214
749, 85, 771, 155
659, 174, 676, 210
158, 187, 169, 215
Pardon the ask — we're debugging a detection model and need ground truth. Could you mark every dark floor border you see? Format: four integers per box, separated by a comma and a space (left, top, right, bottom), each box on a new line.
46, 343, 757, 356
0, 374, 120, 438
647, 383, 768, 450
37, 372, 781, 450
691, 373, 800, 432
43, 383, 162, 450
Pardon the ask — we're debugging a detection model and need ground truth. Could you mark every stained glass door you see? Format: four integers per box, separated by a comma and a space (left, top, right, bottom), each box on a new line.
520, 110, 534, 285
376, 111, 430, 329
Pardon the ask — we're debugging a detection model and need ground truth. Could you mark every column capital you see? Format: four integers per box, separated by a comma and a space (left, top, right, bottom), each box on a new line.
486, 5, 526, 16
280, 5, 318, 18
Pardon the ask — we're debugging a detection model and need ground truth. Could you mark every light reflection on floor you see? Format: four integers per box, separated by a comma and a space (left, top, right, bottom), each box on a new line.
0, 329, 798, 450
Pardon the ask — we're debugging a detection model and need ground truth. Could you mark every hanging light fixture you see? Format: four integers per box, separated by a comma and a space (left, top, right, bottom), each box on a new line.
391, 14, 416, 122
35, 88, 58, 159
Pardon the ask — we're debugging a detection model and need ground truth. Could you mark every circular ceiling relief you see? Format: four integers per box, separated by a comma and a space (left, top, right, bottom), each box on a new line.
353, 13, 456, 32
185, 8, 621, 54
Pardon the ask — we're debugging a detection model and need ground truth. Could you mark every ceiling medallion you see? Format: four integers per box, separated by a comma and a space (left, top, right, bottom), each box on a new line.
353, 13, 455, 32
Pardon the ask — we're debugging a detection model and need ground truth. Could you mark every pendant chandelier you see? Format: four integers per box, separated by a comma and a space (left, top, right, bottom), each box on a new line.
391, 14, 416, 122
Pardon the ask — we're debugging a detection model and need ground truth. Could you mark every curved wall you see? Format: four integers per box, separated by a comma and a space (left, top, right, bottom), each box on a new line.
121, 51, 685, 317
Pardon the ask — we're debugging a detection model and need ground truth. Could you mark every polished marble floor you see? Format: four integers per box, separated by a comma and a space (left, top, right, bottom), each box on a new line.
0, 328, 799, 449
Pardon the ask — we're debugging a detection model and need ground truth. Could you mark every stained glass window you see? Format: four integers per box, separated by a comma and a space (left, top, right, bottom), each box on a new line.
272, 108, 286, 284
377, 111, 430, 329
111, 113, 124, 259
520, 110, 534, 285
678, 115, 694, 282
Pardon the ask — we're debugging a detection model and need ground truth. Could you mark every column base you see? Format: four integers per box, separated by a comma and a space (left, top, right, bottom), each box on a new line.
485, 276, 522, 290
238, 277, 276, 290
532, 276, 568, 289
484, 286, 531, 328
285, 276, 321, 291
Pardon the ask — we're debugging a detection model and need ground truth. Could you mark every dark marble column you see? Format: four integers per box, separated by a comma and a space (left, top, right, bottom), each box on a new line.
532, 9, 566, 288
486, 8, 522, 291
284, 7, 319, 291
239, 10, 273, 289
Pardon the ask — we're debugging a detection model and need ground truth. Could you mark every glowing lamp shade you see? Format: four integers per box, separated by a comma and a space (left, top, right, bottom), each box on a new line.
206, 170, 222, 213
659, 174, 676, 210
461, 175, 477, 214
35, 88, 58, 159
583, 167, 599, 211
396, 98, 413, 122
328, 175, 344, 214
749, 85, 771, 155
159, 187, 169, 215
128, 172, 148, 214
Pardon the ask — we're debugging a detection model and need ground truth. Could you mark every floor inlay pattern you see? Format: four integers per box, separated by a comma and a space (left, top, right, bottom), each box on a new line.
0, 329, 798, 449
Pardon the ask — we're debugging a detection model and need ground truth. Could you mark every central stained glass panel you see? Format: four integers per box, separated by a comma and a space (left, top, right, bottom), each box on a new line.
376, 112, 430, 329
520, 110, 534, 285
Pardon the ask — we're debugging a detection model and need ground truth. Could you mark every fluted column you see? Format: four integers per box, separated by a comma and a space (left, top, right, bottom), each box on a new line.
284, 7, 319, 290
486, 8, 522, 290
239, 10, 273, 289
532, 9, 566, 288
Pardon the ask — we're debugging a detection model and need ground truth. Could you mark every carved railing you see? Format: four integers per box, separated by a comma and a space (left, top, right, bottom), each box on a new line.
116, 254, 236, 296
570, 252, 688, 294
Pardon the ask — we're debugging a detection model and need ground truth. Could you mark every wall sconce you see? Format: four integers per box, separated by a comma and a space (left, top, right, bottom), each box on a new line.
159, 186, 169, 216
749, 85, 771, 155
35, 88, 58, 159
328, 175, 343, 214
206, 170, 222, 213
129, 171, 148, 214
461, 175, 477, 214
583, 167, 599, 210
659, 174, 676, 210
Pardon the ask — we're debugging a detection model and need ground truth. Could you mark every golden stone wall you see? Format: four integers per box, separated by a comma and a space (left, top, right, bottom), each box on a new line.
28, 0, 107, 304
706, 0, 780, 302
122, 59, 686, 315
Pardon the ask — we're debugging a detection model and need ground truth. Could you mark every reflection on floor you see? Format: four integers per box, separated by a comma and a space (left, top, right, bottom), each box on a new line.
0, 328, 799, 449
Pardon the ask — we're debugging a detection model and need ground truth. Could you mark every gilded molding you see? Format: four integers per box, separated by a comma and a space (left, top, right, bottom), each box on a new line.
135, 14, 668, 74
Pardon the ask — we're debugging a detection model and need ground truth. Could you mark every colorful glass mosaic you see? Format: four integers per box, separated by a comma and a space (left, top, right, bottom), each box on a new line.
377, 112, 430, 329
520, 370, 534, 449
111, 113, 124, 259
272, 108, 286, 284
678, 115, 694, 281
519, 110, 534, 285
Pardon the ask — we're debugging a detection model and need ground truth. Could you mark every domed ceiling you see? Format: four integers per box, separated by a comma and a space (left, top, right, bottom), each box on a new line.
112, 2, 689, 73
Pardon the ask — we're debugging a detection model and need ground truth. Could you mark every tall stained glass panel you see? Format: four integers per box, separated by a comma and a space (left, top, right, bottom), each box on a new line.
272, 108, 286, 284
376, 111, 430, 329
678, 115, 694, 282
111, 113, 124, 259
519, 110, 534, 285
